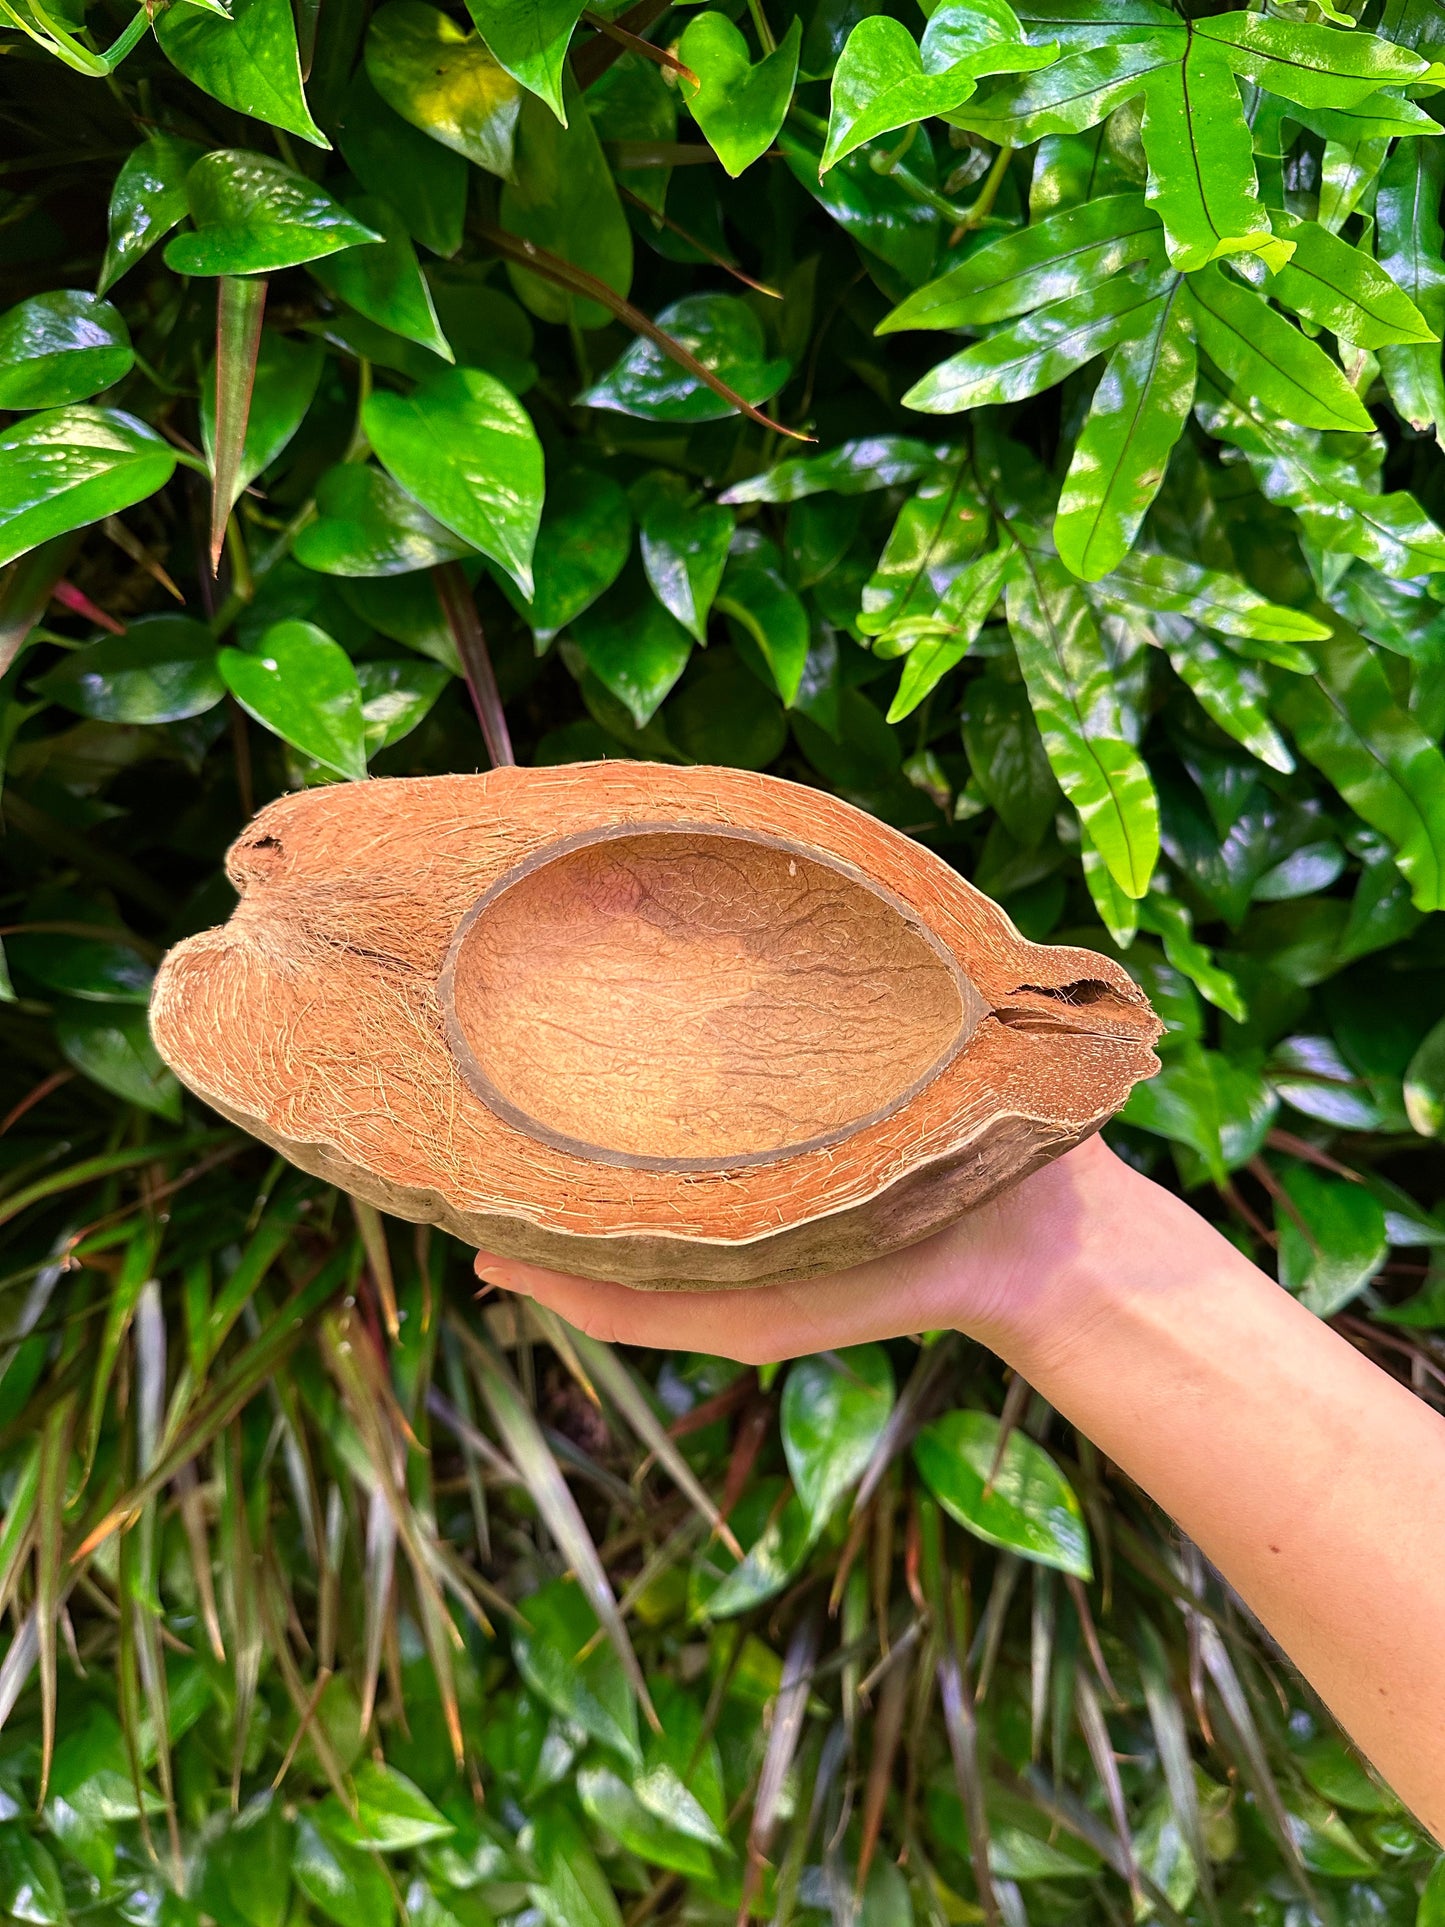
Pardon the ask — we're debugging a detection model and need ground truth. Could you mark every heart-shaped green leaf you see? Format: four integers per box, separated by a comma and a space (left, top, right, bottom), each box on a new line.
781, 1347, 895, 1535
33, 616, 223, 723
462, 0, 587, 122
678, 13, 801, 177
98, 135, 206, 294
155, 0, 328, 148
364, 366, 544, 595
0, 406, 176, 568
633, 470, 733, 642
569, 582, 693, 727
309, 196, 452, 360
219, 619, 368, 780
293, 464, 476, 577
914, 1409, 1093, 1578
165, 152, 381, 277
582, 293, 789, 423
366, 0, 521, 179
498, 466, 632, 644
0, 291, 133, 410
336, 66, 467, 258
357, 658, 452, 753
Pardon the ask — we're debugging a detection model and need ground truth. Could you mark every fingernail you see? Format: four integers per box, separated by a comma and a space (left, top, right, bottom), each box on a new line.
477, 1264, 528, 1296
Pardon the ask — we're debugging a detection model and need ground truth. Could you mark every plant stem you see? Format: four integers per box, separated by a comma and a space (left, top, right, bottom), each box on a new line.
432, 564, 515, 768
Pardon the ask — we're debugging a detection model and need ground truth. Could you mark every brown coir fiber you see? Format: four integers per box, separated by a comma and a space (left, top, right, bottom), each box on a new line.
150, 763, 1163, 1290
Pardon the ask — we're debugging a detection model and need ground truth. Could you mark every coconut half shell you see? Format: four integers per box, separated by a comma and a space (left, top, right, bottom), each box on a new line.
150, 763, 1162, 1289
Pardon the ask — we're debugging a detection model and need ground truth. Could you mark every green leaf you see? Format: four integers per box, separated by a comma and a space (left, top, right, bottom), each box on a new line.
57, 1003, 182, 1120
310, 196, 451, 359
512, 1579, 641, 1766
666, 650, 787, 766
822, 15, 1051, 173
1266, 210, 1436, 350
0, 406, 176, 569
717, 540, 811, 705
1056, 281, 1193, 580
1275, 1161, 1387, 1317
633, 471, 733, 642
1159, 625, 1295, 773
528, 1808, 626, 1927
219, 619, 368, 780
324, 1764, 453, 1852
155, 0, 328, 148
292, 1817, 394, 1927
583, 292, 788, 423
903, 269, 1173, 413
501, 466, 631, 643
781, 1346, 894, 1535
779, 122, 941, 286
1138, 888, 1245, 1020
859, 464, 988, 637
499, 83, 632, 328
99, 135, 207, 294
1007, 543, 1159, 896
364, 365, 545, 595
956, 40, 1177, 144
336, 68, 467, 259
1194, 12, 1440, 110
678, 14, 801, 177
1421, 1855, 1445, 1927
1275, 628, 1445, 911
0, 290, 133, 411
1185, 263, 1373, 433
461, 0, 585, 122
1405, 1016, 1445, 1138
201, 326, 322, 513
1121, 1041, 1277, 1181
294, 463, 476, 576
365, 0, 521, 178
697, 1476, 812, 1618
0, 1828, 67, 1926
1138, 44, 1282, 273
9, 925, 152, 1004
886, 538, 1016, 720
914, 1409, 1092, 1578
33, 615, 223, 724
570, 586, 693, 726
1095, 550, 1329, 644
878, 191, 1161, 332
576, 1767, 714, 1880
962, 665, 1057, 844
1374, 138, 1445, 438
720, 435, 939, 503
165, 151, 381, 277
358, 658, 452, 752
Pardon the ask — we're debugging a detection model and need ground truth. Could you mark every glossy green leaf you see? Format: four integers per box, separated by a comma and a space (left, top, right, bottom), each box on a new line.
782, 1346, 894, 1534
502, 466, 631, 643
1275, 1161, 1387, 1317
310, 196, 451, 359
57, 1003, 182, 1120
956, 40, 1176, 144
336, 68, 467, 259
903, 269, 1172, 413
512, 1579, 641, 1766
365, 0, 521, 178
165, 151, 381, 277
219, 619, 368, 780
0, 291, 132, 410
1122, 1041, 1277, 1181
678, 14, 801, 177
324, 1764, 453, 1852
717, 540, 811, 705
779, 121, 940, 285
1137, 44, 1282, 273
155, 0, 328, 148
720, 436, 939, 503
859, 465, 987, 637
292, 1817, 393, 1927
962, 664, 1057, 844
98, 135, 207, 294
1056, 281, 1193, 580
1267, 210, 1435, 350
886, 538, 1015, 719
294, 464, 475, 576
499, 83, 632, 328
461, 0, 586, 122
1095, 550, 1329, 644
1007, 544, 1159, 896
878, 191, 1160, 332
1275, 629, 1445, 911
1185, 264, 1373, 433
1159, 625, 1295, 773
914, 1409, 1092, 1578
697, 1475, 812, 1618
201, 328, 324, 502
1138, 889, 1245, 1020
570, 587, 692, 726
364, 365, 545, 595
34, 616, 223, 724
0, 406, 176, 569
666, 650, 787, 766
576, 1767, 713, 1879
1194, 11, 1442, 110
633, 472, 733, 642
9, 926, 152, 1004
357, 658, 452, 752
1405, 1015, 1445, 1137
1374, 138, 1445, 438
582, 292, 788, 422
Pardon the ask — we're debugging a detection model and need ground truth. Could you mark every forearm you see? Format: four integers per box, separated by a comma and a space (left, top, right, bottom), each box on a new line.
998, 1159, 1445, 1835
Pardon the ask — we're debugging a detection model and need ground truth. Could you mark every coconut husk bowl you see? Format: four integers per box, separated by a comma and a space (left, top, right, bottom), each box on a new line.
150, 763, 1162, 1289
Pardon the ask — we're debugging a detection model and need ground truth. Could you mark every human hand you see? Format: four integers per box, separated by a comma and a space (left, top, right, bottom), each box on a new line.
474, 1131, 1168, 1369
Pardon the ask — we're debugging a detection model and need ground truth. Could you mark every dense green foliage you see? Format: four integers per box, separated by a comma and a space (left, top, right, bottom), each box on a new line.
2, 0, 1445, 1915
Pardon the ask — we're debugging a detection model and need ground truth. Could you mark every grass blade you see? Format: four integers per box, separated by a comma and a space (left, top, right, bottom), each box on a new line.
209, 275, 266, 575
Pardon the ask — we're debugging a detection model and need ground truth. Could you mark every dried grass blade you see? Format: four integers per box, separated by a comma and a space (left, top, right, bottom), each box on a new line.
1074, 1671, 1138, 1903
852, 1335, 957, 1522
456, 1316, 658, 1730
1198, 1618, 1314, 1899
175, 1461, 225, 1662
741, 1611, 819, 1925
352, 1197, 399, 1339
209, 275, 266, 574
0, 1445, 40, 1623
857, 1638, 910, 1895
1137, 1615, 1212, 1908
1029, 1567, 1053, 1764
938, 1587, 999, 1927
